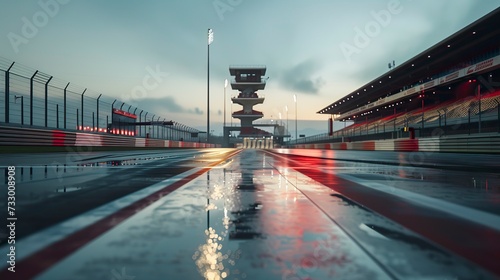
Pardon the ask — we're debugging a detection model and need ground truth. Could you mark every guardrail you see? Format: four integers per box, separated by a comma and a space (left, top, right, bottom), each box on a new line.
288, 133, 500, 154
290, 95, 500, 146
0, 125, 218, 149
0, 57, 202, 142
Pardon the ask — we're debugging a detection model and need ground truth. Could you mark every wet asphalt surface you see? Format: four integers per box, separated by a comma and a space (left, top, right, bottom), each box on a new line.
0, 149, 233, 243
0, 148, 499, 279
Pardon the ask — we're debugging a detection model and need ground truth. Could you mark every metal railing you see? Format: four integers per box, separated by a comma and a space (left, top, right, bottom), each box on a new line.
0, 57, 202, 143
289, 94, 500, 146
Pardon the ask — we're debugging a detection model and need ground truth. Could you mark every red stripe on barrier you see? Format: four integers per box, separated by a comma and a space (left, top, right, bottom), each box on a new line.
363, 141, 375, 151
395, 139, 419, 152
52, 130, 66, 146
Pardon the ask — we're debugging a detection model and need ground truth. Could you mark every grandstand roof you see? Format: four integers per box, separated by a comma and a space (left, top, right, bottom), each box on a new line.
318, 7, 500, 117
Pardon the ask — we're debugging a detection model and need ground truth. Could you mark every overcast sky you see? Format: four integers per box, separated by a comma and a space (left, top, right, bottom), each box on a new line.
1, 0, 499, 137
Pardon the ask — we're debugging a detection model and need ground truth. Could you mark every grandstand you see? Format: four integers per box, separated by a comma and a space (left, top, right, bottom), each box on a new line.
296, 7, 500, 148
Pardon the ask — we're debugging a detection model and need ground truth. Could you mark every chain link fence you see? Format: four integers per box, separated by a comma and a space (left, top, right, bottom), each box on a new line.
0, 57, 202, 142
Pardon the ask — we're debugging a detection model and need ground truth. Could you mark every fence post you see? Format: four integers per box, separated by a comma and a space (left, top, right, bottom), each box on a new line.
444, 108, 447, 135
163, 118, 166, 139
96, 94, 102, 132
496, 100, 500, 133
133, 108, 138, 136
421, 113, 424, 131
468, 108, 471, 135
478, 84, 481, 133
393, 118, 396, 139
20, 96, 24, 125
64, 83, 69, 129
111, 99, 117, 133
145, 112, 148, 137
157, 116, 160, 138
81, 88, 87, 129
151, 114, 155, 138
44, 76, 53, 127
29, 70, 38, 126
4, 62, 15, 123
139, 110, 143, 137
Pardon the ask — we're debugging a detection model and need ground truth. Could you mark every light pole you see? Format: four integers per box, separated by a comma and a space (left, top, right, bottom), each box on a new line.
294, 94, 297, 141
207, 28, 214, 143
224, 79, 228, 129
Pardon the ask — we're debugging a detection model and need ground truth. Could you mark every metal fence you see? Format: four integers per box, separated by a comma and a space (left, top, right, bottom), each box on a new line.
289, 94, 500, 146
0, 57, 201, 142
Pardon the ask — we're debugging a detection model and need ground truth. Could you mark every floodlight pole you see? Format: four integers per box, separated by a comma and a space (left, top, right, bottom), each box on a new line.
207, 28, 213, 143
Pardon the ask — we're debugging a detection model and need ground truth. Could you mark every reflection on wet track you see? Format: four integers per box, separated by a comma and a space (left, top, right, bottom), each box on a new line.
0, 148, 499, 279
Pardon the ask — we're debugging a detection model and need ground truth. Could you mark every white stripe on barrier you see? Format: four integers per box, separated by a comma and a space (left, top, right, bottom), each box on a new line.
135, 138, 146, 147
75, 133, 102, 146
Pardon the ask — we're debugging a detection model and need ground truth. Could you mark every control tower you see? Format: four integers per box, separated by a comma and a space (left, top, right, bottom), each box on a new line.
229, 65, 268, 136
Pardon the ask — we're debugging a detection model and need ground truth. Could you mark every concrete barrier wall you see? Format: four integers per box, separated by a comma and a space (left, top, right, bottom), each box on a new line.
0, 126, 219, 148
374, 139, 395, 151
289, 134, 500, 154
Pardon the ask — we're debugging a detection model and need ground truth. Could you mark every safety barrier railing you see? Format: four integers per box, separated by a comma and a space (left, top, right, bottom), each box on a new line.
288, 95, 500, 146
0, 57, 203, 143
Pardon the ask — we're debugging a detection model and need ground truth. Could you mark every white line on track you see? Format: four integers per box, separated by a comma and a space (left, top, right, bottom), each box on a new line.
337, 173, 500, 232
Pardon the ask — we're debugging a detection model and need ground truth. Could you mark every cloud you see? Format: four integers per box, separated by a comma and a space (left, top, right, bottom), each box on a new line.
279, 59, 325, 94
189, 107, 204, 115
135, 96, 202, 115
